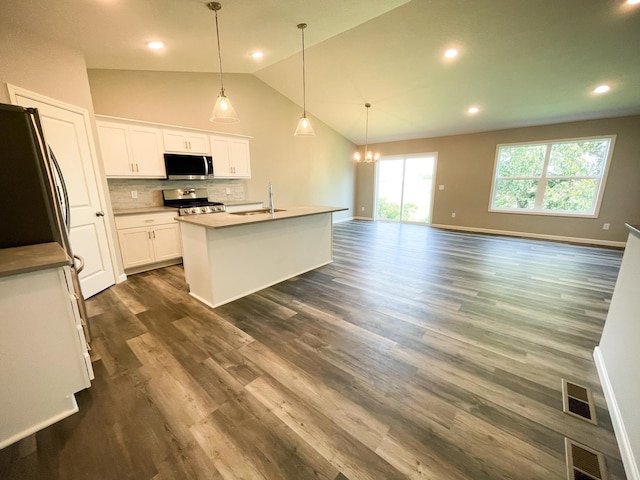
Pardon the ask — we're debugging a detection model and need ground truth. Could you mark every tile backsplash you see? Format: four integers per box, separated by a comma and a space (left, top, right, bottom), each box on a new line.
108, 178, 245, 210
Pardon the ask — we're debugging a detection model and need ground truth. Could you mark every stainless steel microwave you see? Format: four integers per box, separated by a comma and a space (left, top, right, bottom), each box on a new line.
164, 153, 214, 180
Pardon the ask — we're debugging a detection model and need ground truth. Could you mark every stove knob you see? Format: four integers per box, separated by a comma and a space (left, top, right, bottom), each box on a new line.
201, 207, 208, 213
190, 208, 197, 214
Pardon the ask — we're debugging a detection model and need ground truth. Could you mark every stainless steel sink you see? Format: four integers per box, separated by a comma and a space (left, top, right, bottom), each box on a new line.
229, 208, 286, 216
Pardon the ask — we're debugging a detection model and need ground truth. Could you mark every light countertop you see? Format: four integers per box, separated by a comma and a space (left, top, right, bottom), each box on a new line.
176, 205, 347, 229
0, 242, 71, 278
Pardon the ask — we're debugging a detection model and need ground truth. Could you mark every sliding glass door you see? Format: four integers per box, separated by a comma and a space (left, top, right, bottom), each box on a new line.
376, 154, 436, 224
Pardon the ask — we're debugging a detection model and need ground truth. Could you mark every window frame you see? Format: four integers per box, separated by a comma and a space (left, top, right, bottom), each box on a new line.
488, 135, 616, 218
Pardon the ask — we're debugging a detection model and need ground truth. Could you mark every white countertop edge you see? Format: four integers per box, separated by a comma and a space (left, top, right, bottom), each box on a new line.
175, 205, 348, 229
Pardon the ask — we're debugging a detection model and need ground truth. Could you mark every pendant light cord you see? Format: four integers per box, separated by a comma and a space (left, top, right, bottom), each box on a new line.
214, 7, 225, 96
365, 103, 370, 158
298, 23, 308, 116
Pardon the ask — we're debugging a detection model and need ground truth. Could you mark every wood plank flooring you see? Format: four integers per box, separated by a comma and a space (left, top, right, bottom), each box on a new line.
0, 220, 628, 479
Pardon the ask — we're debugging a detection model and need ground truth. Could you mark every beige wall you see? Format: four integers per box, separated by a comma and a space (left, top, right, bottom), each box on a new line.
0, 23, 95, 113
357, 116, 640, 243
87, 69, 356, 220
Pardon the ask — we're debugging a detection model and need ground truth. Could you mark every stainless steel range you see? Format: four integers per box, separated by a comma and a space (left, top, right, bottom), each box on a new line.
162, 188, 225, 216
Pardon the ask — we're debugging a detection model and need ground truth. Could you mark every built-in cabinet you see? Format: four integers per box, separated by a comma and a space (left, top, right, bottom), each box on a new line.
0, 264, 93, 449
96, 120, 165, 178
162, 130, 210, 154
96, 116, 251, 179
210, 135, 251, 178
115, 211, 182, 272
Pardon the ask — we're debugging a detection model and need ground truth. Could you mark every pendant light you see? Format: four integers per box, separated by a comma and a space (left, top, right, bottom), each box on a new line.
207, 2, 239, 123
294, 23, 315, 136
354, 103, 380, 162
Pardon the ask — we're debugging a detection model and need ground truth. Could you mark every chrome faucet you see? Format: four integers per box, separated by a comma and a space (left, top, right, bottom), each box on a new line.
268, 182, 275, 217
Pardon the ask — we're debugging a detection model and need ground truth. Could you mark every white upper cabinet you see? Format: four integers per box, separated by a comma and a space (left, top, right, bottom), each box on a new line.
96, 116, 250, 179
162, 130, 210, 154
210, 135, 251, 179
96, 120, 165, 178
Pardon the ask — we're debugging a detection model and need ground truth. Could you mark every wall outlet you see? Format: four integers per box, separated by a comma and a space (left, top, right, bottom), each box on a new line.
439, 185, 445, 190
361, 206, 365, 212
131, 190, 138, 199
225, 187, 231, 194
603, 223, 610, 230
451, 212, 456, 218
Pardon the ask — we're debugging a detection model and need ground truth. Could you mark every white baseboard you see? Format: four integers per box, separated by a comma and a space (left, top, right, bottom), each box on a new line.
594, 346, 639, 480
353, 216, 374, 221
333, 215, 354, 223
431, 223, 626, 248
116, 273, 127, 283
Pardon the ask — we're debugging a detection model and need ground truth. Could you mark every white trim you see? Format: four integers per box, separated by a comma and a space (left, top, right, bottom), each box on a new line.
353, 216, 374, 221
430, 223, 626, 248
594, 347, 640, 480
117, 273, 127, 283
333, 215, 354, 223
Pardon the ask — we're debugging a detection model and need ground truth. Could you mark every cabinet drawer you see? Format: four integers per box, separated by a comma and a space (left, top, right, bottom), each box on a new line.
115, 211, 178, 229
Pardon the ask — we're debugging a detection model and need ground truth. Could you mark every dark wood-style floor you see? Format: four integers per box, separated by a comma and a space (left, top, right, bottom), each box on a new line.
0, 220, 627, 479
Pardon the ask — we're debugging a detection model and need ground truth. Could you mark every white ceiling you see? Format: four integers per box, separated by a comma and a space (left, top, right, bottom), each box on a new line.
4, 0, 640, 144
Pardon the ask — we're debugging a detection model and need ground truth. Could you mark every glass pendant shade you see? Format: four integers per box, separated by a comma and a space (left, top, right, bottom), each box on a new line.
294, 116, 315, 136
210, 93, 239, 123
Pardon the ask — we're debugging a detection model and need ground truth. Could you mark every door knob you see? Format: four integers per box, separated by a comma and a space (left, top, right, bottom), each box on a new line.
96, 211, 105, 217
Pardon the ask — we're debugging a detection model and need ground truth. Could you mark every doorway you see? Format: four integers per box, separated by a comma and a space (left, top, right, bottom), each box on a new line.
375, 154, 436, 224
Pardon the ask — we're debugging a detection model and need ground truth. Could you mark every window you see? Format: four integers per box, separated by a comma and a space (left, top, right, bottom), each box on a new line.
489, 136, 615, 217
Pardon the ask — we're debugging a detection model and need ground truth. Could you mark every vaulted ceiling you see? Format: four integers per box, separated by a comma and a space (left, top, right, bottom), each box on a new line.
4, 0, 640, 144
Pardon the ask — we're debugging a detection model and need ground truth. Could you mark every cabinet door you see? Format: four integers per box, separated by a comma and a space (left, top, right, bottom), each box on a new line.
163, 130, 210, 154
97, 122, 133, 176
129, 126, 165, 177
210, 136, 232, 177
117, 227, 155, 269
229, 138, 251, 178
152, 223, 182, 261
185, 133, 210, 154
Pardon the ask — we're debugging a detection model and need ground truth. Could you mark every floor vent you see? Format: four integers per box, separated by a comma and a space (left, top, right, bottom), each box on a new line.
562, 379, 597, 424
565, 438, 608, 480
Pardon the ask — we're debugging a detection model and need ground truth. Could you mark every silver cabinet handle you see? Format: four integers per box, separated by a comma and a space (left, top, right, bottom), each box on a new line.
96, 211, 105, 217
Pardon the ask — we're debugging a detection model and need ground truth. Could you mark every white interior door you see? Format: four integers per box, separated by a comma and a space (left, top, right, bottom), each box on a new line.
9, 86, 116, 298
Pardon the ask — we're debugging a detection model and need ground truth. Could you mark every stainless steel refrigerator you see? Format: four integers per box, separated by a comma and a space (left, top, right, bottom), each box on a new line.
0, 102, 91, 341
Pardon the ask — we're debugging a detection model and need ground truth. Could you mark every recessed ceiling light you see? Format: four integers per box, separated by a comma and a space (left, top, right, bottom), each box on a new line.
468, 106, 480, 114
147, 41, 164, 50
444, 48, 459, 59
593, 85, 611, 94
251, 51, 264, 59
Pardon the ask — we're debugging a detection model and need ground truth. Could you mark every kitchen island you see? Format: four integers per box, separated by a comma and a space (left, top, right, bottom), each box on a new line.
176, 206, 347, 308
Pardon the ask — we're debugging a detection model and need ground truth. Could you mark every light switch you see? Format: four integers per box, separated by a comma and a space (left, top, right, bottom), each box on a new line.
439, 185, 445, 190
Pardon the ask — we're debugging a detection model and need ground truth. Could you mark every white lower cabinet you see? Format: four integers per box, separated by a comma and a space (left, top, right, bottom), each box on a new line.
0, 265, 93, 449
115, 212, 182, 272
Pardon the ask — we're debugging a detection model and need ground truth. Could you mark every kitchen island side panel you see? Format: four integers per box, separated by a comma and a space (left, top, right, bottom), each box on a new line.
195, 212, 333, 308
180, 221, 214, 306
